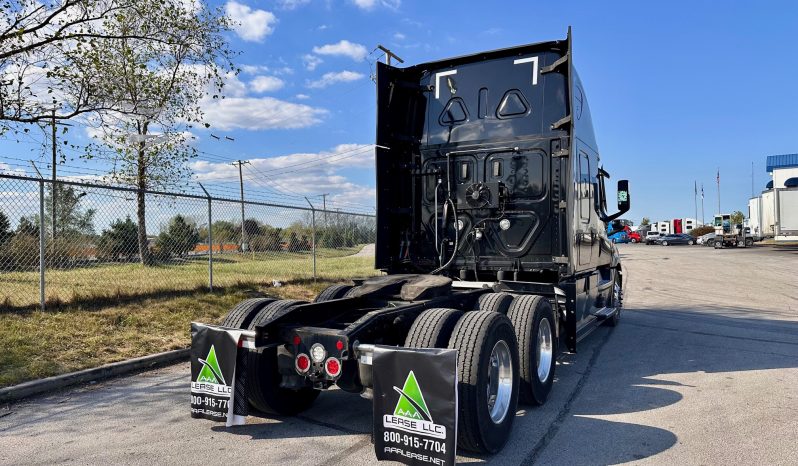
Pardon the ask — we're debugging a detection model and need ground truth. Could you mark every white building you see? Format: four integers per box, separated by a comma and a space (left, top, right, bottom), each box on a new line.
748, 154, 798, 242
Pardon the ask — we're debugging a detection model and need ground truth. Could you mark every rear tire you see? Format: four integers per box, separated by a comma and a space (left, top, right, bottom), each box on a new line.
506, 295, 556, 405
448, 311, 519, 454
404, 308, 463, 348
313, 284, 353, 303
662, 241, 669, 246
474, 292, 514, 314
246, 300, 318, 415
745, 238, 754, 247
220, 298, 276, 329
687, 240, 694, 245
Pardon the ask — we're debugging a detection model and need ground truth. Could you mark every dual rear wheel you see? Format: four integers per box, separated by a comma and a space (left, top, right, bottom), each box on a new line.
405, 293, 557, 453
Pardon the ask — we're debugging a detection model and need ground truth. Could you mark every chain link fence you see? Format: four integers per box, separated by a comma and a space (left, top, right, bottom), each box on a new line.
0, 173, 377, 310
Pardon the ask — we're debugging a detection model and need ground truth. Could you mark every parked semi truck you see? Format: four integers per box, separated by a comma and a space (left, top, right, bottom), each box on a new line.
213, 29, 630, 454
713, 214, 753, 248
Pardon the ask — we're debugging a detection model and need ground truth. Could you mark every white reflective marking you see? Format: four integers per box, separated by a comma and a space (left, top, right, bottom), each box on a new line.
435, 70, 458, 99
513, 56, 539, 86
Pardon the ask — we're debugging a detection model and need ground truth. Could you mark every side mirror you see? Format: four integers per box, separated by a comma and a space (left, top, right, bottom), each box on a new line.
600, 179, 631, 223
617, 180, 630, 213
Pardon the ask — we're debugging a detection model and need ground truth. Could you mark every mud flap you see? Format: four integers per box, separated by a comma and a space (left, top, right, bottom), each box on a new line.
190, 322, 255, 426
372, 345, 457, 465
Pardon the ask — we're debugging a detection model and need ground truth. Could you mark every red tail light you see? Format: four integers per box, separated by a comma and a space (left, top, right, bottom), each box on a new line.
295, 353, 310, 373
324, 357, 341, 377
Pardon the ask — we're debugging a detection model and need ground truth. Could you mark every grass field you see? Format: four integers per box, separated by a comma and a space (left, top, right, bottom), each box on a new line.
0, 246, 378, 388
1, 246, 372, 310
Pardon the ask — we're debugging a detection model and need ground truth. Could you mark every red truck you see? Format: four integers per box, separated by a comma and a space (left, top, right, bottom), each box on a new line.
625, 226, 641, 243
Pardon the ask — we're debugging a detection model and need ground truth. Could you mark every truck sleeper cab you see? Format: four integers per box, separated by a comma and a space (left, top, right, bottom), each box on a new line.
218, 29, 630, 455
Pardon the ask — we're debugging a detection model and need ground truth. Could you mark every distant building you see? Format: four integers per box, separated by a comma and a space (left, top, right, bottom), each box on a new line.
748, 154, 798, 242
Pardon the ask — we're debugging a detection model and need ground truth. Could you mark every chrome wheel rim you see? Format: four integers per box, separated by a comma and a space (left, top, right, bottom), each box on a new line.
486, 339, 513, 424
536, 318, 554, 383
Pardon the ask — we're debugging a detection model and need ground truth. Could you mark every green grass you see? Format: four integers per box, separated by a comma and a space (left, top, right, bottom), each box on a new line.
0, 245, 378, 387
1, 246, 374, 310
0, 278, 370, 388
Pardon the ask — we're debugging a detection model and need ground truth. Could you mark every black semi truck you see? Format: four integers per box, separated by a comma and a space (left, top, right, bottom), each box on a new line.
216, 28, 630, 454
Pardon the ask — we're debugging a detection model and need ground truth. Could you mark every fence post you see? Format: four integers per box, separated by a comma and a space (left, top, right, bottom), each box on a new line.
30, 162, 46, 311
199, 183, 213, 292
305, 197, 317, 279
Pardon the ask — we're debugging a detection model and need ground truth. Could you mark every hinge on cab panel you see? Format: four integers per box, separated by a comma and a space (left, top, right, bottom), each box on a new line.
551, 115, 571, 131
541, 53, 569, 75
559, 200, 567, 209
553, 148, 569, 158
553, 256, 568, 264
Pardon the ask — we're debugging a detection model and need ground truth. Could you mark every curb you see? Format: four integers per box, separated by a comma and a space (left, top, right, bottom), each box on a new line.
0, 348, 190, 404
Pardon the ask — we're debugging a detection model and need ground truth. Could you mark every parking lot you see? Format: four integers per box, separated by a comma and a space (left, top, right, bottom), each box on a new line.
1, 244, 797, 465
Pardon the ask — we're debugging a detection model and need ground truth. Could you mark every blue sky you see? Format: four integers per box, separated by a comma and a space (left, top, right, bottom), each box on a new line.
2, 0, 797, 224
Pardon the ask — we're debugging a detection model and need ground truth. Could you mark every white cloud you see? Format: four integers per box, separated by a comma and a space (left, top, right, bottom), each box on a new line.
277, 0, 310, 9
201, 96, 327, 130
393, 32, 405, 41
351, 0, 400, 10
312, 40, 368, 61
302, 54, 323, 71
225, 1, 277, 42
295, 94, 310, 100
307, 70, 364, 88
0, 163, 27, 177
240, 64, 270, 74
190, 144, 375, 209
250, 75, 284, 93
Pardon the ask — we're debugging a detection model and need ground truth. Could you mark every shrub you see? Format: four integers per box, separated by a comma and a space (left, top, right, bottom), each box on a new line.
690, 226, 714, 237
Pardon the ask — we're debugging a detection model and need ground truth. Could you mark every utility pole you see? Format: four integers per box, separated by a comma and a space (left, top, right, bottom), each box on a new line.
377, 45, 404, 66
321, 193, 329, 226
232, 160, 250, 252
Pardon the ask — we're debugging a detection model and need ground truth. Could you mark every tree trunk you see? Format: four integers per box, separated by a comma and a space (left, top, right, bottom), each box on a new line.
136, 147, 153, 266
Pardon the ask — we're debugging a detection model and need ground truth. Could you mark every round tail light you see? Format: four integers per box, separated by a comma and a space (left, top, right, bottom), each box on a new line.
324, 357, 341, 377
295, 353, 310, 373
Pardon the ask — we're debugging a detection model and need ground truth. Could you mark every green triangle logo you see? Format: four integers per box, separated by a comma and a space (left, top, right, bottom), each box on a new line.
197, 345, 226, 385
393, 371, 432, 422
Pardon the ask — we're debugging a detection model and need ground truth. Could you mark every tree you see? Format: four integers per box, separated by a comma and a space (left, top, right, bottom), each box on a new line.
730, 211, 745, 226
155, 215, 200, 259
97, 216, 139, 260
0, 210, 11, 242
210, 220, 239, 253
0, 0, 230, 132
16, 216, 39, 237
78, 1, 234, 265
44, 183, 95, 238
640, 217, 650, 227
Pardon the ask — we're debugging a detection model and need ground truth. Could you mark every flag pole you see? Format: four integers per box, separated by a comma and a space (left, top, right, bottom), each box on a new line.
694, 181, 698, 227
701, 183, 705, 226
716, 168, 721, 215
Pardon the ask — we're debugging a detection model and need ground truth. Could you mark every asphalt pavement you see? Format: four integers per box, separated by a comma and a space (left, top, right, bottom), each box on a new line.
1, 244, 797, 465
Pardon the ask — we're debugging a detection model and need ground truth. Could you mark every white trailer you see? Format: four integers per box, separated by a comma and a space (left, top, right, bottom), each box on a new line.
656, 221, 671, 235
775, 187, 798, 242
